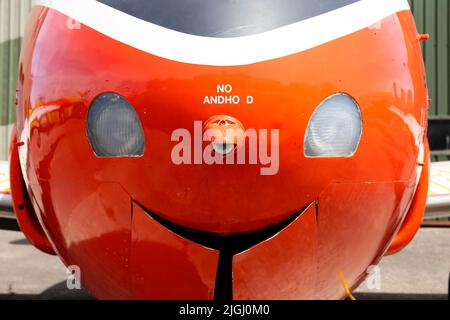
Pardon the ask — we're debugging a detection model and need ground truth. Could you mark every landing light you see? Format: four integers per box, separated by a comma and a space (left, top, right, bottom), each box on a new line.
304, 93, 362, 157
87, 93, 145, 157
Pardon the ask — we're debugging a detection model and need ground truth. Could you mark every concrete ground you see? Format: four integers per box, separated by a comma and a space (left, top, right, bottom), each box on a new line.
0, 227, 448, 300
355, 228, 449, 300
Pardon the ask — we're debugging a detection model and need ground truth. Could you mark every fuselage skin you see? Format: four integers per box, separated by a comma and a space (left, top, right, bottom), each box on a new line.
11, 2, 428, 299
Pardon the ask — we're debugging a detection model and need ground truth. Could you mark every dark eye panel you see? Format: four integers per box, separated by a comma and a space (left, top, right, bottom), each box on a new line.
97, 0, 361, 38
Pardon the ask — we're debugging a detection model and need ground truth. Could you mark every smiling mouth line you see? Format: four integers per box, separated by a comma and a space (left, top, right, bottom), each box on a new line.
134, 201, 312, 301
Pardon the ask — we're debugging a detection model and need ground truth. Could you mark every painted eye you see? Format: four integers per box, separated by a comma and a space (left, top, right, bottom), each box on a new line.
87, 93, 145, 157
304, 93, 362, 157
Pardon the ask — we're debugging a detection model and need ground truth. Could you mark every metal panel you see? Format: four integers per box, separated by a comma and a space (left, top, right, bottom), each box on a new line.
0, 0, 31, 160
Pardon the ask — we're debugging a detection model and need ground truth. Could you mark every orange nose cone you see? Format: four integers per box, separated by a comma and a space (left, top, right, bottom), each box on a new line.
203, 115, 245, 150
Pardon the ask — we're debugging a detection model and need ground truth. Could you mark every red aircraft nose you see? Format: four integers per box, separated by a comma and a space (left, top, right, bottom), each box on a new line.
13, 4, 427, 300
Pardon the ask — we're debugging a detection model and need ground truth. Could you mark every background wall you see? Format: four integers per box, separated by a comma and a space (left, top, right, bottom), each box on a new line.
0, 0, 449, 161
0, 0, 31, 160
410, 0, 450, 162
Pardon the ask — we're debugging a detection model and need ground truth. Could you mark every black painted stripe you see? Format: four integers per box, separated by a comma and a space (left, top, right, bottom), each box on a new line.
214, 252, 233, 301
97, 0, 361, 38
136, 202, 311, 301
136, 201, 310, 254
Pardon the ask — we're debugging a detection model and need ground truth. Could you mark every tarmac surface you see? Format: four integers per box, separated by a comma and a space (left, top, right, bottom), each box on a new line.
0, 227, 448, 300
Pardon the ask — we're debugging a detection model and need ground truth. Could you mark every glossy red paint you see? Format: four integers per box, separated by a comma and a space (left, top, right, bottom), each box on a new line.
11, 6, 429, 299
233, 203, 317, 300
131, 203, 218, 300
9, 126, 55, 255
315, 180, 414, 299
387, 141, 430, 255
